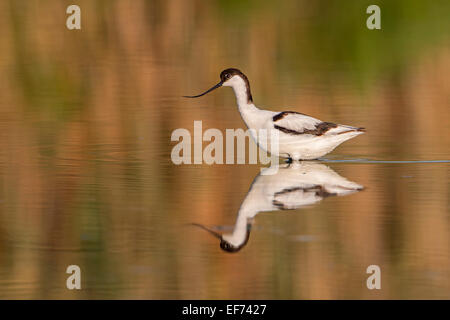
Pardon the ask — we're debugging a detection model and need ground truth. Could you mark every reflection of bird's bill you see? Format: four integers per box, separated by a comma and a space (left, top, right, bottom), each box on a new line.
191, 223, 222, 239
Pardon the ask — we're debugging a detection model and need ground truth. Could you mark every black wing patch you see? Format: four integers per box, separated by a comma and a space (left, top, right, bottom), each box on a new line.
273, 112, 338, 136
272, 111, 305, 122
274, 121, 338, 136
272, 185, 336, 210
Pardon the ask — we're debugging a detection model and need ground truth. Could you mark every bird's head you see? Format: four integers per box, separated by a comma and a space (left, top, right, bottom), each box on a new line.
183, 68, 252, 102
191, 222, 252, 253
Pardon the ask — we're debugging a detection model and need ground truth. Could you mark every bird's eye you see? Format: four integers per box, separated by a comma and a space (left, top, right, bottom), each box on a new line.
226, 73, 231, 79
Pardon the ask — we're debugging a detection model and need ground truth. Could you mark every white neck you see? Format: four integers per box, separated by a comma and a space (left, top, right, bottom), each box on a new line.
224, 76, 257, 111
224, 77, 262, 130
233, 84, 251, 107
221, 193, 259, 247
221, 206, 253, 247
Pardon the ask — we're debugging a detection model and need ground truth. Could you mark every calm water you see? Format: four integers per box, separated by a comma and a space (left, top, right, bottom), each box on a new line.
0, 0, 449, 299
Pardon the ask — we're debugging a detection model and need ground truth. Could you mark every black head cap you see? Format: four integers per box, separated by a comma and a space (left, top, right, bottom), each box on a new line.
220, 68, 253, 103
220, 68, 245, 82
219, 224, 252, 253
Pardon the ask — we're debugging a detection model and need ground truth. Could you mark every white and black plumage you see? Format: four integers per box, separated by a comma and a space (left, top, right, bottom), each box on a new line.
185, 68, 365, 160
192, 162, 364, 253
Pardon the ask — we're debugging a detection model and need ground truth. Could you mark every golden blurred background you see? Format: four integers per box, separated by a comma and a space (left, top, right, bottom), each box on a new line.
0, 0, 448, 299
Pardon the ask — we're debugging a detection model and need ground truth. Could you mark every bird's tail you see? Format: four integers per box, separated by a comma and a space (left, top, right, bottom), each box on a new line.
334, 125, 366, 135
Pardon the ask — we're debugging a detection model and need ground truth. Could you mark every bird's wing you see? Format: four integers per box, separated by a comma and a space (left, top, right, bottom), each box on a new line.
272, 111, 364, 136
272, 185, 327, 209
272, 111, 322, 133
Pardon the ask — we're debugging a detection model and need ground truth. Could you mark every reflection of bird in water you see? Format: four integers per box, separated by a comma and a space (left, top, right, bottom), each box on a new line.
192, 162, 363, 253
184, 68, 365, 160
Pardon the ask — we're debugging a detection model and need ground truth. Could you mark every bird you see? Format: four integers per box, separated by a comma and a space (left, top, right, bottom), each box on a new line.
192, 162, 364, 253
184, 68, 365, 161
